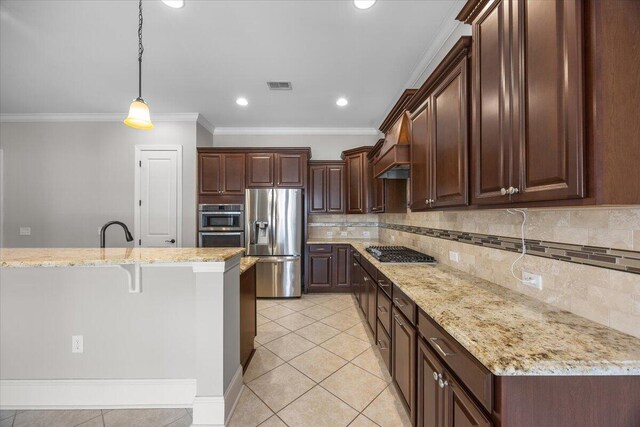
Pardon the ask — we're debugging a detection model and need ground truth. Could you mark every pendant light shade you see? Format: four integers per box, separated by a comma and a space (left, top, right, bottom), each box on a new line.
124, 98, 154, 130
124, 0, 153, 130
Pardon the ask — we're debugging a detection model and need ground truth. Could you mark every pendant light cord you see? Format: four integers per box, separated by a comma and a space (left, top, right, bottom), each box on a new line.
138, 0, 144, 100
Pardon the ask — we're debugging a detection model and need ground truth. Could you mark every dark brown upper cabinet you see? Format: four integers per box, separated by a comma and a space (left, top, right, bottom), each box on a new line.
342, 147, 373, 214
246, 153, 275, 188
368, 139, 408, 213
408, 37, 471, 211
308, 161, 345, 214
460, 0, 585, 205
198, 152, 246, 196
276, 153, 306, 188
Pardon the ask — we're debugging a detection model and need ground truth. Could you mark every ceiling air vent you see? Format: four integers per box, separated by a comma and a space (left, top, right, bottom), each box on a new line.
267, 81, 292, 90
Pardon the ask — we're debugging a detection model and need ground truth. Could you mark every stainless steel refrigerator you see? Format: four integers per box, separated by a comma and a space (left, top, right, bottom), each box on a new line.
246, 188, 303, 298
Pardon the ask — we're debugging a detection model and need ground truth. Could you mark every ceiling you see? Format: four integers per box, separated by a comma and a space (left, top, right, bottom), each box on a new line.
0, 0, 464, 129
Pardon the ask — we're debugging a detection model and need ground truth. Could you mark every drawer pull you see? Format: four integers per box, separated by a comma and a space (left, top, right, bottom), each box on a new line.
432, 371, 441, 381
393, 297, 407, 308
377, 339, 388, 351
377, 305, 387, 314
393, 314, 404, 326
438, 378, 449, 389
430, 337, 456, 357
378, 280, 389, 287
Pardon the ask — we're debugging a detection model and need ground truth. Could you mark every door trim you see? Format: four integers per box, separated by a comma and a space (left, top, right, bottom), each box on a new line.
134, 145, 183, 247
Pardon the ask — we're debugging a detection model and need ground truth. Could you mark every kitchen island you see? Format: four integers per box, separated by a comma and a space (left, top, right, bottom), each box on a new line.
0, 247, 245, 427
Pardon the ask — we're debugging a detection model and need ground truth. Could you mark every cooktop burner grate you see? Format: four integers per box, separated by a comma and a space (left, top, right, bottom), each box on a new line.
366, 246, 436, 263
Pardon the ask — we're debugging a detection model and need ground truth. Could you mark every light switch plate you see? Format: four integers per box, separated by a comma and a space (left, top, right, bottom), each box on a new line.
340, 231, 348, 237
522, 271, 543, 290
449, 251, 460, 263
362, 231, 371, 238
19, 227, 31, 236
326, 231, 334, 237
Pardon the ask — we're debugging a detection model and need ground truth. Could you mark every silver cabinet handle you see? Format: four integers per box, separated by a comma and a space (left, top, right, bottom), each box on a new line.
393, 297, 407, 308
377, 339, 388, 351
429, 337, 455, 357
393, 314, 404, 326
438, 378, 449, 389
377, 305, 387, 314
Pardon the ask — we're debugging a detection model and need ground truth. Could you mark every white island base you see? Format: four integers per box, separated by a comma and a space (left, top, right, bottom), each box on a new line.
0, 248, 245, 427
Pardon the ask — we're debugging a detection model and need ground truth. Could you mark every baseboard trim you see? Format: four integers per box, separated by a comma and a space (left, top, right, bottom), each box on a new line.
0, 379, 196, 410
224, 366, 244, 425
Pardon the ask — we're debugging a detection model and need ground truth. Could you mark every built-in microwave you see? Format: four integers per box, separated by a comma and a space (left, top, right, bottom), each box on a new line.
199, 231, 245, 248
199, 204, 244, 231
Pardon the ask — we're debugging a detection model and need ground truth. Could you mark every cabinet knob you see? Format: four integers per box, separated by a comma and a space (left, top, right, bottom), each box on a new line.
432, 372, 439, 381
500, 187, 508, 196
508, 186, 520, 195
438, 378, 449, 389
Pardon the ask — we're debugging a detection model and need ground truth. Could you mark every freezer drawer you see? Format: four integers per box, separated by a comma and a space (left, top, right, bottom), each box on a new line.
256, 256, 301, 298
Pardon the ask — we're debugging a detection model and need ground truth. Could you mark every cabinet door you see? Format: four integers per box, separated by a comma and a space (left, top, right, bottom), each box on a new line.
327, 164, 345, 213
276, 153, 305, 188
247, 153, 275, 187
307, 253, 333, 292
367, 276, 377, 334
371, 176, 385, 213
392, 307, 417, 424
511, 0, 585, 202
360, 267, 369, 313
418, 339, 445, 427
223, 154, 246, 195
199, 153, 223, 195
444, 374, 492, 427
431, 57, 469, 208
471, 0, 513, 205
351, 254, 361, 302
333, 245, 351, 290
410, 99, 432, 210
346, 154, 366, 214
309, 165, 327, 213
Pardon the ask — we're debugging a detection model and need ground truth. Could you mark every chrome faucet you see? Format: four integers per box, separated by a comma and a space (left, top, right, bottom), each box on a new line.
100, 221, 134, 248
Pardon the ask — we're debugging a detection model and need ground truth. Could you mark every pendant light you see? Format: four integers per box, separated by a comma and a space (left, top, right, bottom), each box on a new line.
124, 0, 154, 130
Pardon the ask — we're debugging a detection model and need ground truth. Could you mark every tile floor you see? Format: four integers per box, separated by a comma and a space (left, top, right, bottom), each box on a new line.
0, 293, 410, 427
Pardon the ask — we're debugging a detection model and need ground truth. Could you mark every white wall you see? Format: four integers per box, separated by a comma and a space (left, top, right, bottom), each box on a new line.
0, 121, 204, 248
212, 133, 380, 161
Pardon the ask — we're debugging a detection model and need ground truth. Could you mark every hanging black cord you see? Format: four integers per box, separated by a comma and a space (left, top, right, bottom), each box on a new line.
138, 0, 144, 100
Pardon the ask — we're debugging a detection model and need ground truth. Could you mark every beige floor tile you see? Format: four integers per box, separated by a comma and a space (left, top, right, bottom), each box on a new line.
77, 416, 104, 427
257, 299, 280, 310
363, 385, 412, 427
264, 333, 315, 361
339, 305, 364, 320
258, 415, 288, 426
259, 305, 297, 320
294, 322, 341, 344
321, 364, 388, 411
274, 312, 316, 331
255, 321, 290, 345
256, 313, 270, 326
299, 304, 337, 320
278, 298, 318, 312
278, 386, 358, 427
321, 298, 356, 311
228, 388, 274, 427
0, 411, 16, 421
14, 410, 103, 427
248, 364, 315, 412
165, 414, 192, 427
103, 409, 186, 427
352, 347, 392, 383
344, 322, 375, 344
320, 312, 362, 331
320, 333, 371, 361
244, 347, 286, 383
348, 414, 379, 427
289, 346, 348, 382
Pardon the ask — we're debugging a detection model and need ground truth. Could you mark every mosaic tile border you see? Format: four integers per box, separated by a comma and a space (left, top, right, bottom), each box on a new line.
380, 223, 640, 275
308, 222, 380, 227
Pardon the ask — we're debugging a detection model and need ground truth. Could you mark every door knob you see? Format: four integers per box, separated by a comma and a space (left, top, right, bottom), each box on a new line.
165, 239, 176, 243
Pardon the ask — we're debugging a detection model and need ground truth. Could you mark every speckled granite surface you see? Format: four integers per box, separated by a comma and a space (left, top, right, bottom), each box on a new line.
0, 247, 245, 268
240, 257, 259, 274
310, 238, 640, 376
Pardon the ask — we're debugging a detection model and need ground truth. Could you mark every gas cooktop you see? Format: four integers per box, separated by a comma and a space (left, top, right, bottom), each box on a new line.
366, 246, 436, 263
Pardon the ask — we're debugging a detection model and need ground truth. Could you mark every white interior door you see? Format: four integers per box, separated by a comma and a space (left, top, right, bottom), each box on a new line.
136, 147, 181, 247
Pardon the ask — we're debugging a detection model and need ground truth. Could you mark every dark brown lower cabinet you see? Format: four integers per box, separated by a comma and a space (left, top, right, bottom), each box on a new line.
333, 245, 351, 289
351, 253, 361, 304
392, 306, 417, 424
418, 338, 446, 427
306, 244, 351, 293
445, 374, 491, 427
240, 265, 256, 371
366, 275, 377, 334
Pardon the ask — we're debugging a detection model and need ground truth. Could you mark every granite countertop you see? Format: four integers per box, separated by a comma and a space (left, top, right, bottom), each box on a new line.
317, 238, 640, 376
240, 257, 259, 274
0, 247, 245, 268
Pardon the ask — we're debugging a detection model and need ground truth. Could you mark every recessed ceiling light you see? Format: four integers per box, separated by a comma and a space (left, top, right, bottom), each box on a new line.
236, 97, 249, 106
162, 0, 184, 9
336, 98, 348, 107
354, 0, 376, 10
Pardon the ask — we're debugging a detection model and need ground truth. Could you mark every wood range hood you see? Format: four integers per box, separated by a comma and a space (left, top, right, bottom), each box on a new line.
373, 89, 417, 179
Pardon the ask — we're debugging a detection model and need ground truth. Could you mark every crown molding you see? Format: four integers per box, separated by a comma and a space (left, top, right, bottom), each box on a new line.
195, 114, 215, 134
0, 112, 204, 124
213, 127, 382, 136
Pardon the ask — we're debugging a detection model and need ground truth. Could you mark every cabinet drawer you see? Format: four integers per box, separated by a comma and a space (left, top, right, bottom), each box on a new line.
377, 271, 392, 298
377, 287, 392, 336
392, 284, 416, 325
308, 244, 332, 253
376, 319, 391, 373
352, 249, 361, 262
418, 310, 493, 412
360, 255, 378, 281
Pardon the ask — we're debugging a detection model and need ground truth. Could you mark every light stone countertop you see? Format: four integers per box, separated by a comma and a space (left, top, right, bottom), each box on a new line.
0, 247, 245, 268
313, 238, 640, 376
240, 257, 259, 274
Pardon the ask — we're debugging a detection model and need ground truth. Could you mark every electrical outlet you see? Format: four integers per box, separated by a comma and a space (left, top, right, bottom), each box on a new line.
340, 231, 348, 237
72, 335, 84, 353
362, 231, 371, 238
522, 271, 543, 290
449, 251, 460, 263
19, 227, 31, 236
326, 231, 333, 237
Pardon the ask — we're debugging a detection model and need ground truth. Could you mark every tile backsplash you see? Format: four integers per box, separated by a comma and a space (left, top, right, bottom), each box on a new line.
379, 206, 640, 338
308, 214, 379, 240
